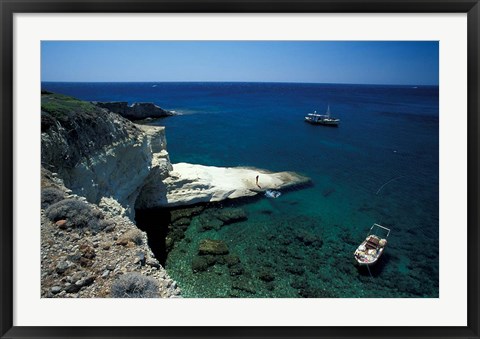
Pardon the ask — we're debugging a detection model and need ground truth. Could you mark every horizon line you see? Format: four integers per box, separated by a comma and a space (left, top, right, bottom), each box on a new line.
41, 80, 439, 87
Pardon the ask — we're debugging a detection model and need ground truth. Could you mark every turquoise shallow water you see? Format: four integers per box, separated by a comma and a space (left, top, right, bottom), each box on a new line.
42, 82, 439, 297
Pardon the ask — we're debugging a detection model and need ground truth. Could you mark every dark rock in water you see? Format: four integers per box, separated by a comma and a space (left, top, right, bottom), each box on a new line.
198, 239, 229, 255
214, 208, 247, 225
260, 209, 273, 215
172, 217, 191, 227
279, 236, 293, 246
165, 236, 174, 251
204, 255, 217, 266
295, 230, 323, 248
232, 279, 256, 294
322, 187, 335, 197
258, 270, 275, 282
286, 265, 305, 276
228, 263, 244, 276
170, 206, 204, 223
298, 286, 334, 298
294, 230, 314, 245
191, 257, 209, 273
165, 227, 188, 251
94, 101, 174, 121
287, 248, 304, 260
197, 215, 224, 232
290, 279, 306, 290
223, 254, 241, 267
265, 282, 275, 291
196, 207, 247, 232
339, 230, 356, 246
257, 245, 266, 253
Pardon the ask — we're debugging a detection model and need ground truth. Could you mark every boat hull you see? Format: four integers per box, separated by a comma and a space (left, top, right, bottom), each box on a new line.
304, 119, 339, 127
354, 253, 383, 266
354, 224, 390, 268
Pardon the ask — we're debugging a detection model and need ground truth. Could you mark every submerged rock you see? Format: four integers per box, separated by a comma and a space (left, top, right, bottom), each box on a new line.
231, 278, 256, 294
170, 206, 205, 222
214, 208, 247, 225
228, 263, 244, 276
198, 239, 229, 256
197, 207, 248, 232
197, 214, 224, 232
258, 270, 275, 282
223, 254, 240, 267
192, 256, 217, 273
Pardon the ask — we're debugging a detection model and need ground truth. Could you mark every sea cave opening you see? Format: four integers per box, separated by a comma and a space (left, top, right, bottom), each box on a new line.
134, 207, 171, 267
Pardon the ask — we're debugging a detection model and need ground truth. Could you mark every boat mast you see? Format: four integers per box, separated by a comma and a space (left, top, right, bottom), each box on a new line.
326, 105, 330, 118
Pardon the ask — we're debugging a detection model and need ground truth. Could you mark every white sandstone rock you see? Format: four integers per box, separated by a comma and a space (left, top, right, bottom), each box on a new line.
136, 162, 310, 208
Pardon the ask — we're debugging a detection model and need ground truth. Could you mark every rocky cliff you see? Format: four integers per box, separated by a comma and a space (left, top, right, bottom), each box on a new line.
94, 101, 174, 121
41, 93, 178, 298
41, 93, 171, 217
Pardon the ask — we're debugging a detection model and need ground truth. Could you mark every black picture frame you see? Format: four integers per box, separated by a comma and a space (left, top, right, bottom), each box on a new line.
1, 1, 479, 338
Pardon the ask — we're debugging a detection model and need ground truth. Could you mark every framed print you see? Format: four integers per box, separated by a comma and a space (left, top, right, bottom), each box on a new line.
1, 0, 479, 338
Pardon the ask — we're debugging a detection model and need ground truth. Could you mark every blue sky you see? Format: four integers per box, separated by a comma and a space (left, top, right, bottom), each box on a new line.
41, 41, 439, 85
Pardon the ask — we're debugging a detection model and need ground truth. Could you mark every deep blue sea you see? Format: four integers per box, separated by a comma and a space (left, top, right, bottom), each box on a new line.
42, 82, 439, 298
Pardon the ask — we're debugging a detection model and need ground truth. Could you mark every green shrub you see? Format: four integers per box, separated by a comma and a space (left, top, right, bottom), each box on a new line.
110, 273, 159, 298
41, 94, 97, 121
41, 187, 66, 209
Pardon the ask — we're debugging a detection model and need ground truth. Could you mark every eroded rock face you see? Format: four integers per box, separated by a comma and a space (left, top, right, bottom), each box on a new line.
41, 93, 171, 218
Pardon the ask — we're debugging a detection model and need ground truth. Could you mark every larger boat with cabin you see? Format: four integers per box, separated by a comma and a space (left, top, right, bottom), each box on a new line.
304, 105, 340, 127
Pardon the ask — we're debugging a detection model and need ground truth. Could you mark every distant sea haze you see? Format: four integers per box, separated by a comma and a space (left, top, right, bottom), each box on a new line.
42, 81, 439, 297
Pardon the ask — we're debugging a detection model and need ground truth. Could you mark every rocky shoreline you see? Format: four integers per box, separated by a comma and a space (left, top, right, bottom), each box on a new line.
40, 92, 311, 298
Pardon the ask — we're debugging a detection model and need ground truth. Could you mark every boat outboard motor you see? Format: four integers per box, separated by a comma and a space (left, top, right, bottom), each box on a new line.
265, 190, 281, 198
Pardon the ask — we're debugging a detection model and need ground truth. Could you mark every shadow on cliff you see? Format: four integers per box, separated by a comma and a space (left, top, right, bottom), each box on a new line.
134, 208, 171, 267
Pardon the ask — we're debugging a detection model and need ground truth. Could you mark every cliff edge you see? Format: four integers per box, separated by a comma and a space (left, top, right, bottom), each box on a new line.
41, 93, 171, 217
